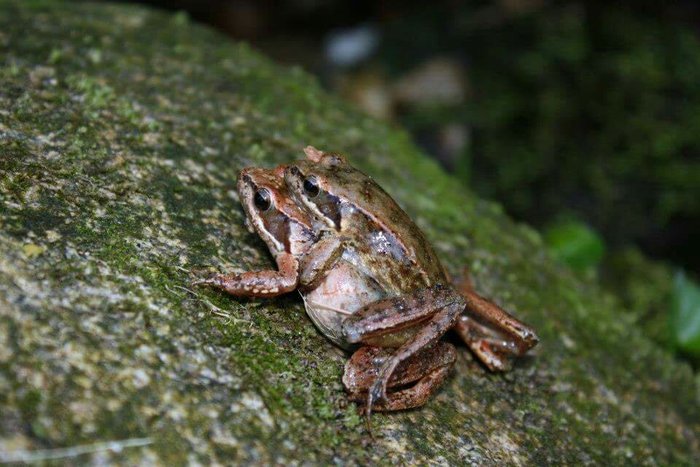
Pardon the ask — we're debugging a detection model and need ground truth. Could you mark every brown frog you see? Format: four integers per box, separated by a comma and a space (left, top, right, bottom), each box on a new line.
196, 147, 538, 419
283, 147, 538, 413
194, 164, 458, 414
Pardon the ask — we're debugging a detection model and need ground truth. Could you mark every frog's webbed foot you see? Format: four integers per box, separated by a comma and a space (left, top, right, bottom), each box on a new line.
455, 289, 539, 371
344, 343, 456, 415
192, 252, 299, 298
454, 315, 517, 371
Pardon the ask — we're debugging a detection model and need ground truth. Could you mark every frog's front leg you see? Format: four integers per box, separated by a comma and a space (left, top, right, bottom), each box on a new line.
343, 342, 456, 411
298, 235, 345, 289
193, 252, 299, 297
341, 285, 465, 417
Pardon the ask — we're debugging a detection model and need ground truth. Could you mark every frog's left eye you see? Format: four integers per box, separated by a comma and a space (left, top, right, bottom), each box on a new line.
254, 189, 271, 211
303, 176, 320, 198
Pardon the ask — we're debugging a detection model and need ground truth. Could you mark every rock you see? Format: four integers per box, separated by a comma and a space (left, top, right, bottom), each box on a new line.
0, 1, 698, 464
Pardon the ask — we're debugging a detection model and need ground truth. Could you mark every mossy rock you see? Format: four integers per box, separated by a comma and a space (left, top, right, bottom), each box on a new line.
0, 1, 698, 464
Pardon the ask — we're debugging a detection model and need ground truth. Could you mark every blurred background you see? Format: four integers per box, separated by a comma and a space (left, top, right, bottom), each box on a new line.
116, 0, 699, 364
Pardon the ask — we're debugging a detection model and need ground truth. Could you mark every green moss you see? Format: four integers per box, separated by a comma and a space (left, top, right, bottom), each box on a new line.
0, 0, 698, 464
603, 248, 675, 347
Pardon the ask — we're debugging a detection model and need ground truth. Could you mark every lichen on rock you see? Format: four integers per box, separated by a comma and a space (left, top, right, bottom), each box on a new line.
0, 1, 698, 464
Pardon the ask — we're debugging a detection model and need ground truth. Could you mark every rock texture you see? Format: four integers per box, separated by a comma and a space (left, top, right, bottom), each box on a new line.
0, 1, 698, 464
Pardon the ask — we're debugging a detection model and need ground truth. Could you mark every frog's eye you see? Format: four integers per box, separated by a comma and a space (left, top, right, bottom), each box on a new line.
254, 189, 272, 211
303, 176, 320, 198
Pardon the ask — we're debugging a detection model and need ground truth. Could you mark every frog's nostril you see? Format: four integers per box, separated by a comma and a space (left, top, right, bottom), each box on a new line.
289, 166, 300, 176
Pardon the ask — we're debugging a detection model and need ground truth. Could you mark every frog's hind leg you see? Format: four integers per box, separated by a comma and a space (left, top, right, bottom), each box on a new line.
452, 270, 539, 371
453, 314, 526, 371
341, 285, 465, 419
343, 343, 456, 412
341, 284, 462, 346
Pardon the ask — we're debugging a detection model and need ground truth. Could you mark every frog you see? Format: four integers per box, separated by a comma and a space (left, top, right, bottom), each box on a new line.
194, 163, 460, 414
282, 146, 539, 415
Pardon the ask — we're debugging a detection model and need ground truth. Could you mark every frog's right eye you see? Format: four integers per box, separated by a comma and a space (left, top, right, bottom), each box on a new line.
303, 176, 320, 198
254, 189, 272, 211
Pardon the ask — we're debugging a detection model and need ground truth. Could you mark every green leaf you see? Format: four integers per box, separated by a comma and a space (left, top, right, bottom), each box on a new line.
670, 272, 700, 356
543, 220, 605, 272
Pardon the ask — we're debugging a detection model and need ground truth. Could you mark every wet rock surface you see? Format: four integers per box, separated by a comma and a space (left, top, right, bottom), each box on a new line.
0, 1, 698, 464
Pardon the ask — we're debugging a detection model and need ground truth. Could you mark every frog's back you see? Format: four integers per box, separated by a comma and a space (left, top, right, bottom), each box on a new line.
321, 163, 448, 291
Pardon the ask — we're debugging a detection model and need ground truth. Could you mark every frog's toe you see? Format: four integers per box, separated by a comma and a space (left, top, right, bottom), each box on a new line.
192, 274, 227, 290
191, 278, 209, 287
191, 276, 216, 287
369, 377, 388, 405
364, 382, 383, 431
